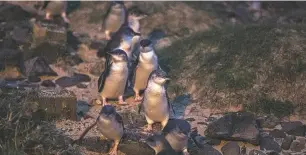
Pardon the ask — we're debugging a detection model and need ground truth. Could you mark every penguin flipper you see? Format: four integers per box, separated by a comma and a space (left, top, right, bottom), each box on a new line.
115, 112, 125, 131
165, 82, 175, 116
98, 57, 113, 92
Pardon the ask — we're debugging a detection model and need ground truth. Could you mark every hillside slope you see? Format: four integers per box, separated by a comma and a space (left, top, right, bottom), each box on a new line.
159, 24, 306, 118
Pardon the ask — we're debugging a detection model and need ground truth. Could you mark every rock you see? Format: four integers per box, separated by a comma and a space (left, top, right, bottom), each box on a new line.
77, 44, 100, 62
281, 152, 291, 155
24, 57, 57, 77
0, 48, 25, 74
195, 144, 222, 155
55, 76, 78, 87
281, 121, 305, 136
0, 4, 32, 22
32, 20, 67, 47
249, 150, 266, 155
194, 136, 221, 147
29, 88, 77, 121
205, 112, 260, 145
221, 141, 240, 155
269, 129, 286, 138
281, 135, 295, 150
76, 83, 87, 89
260, 135, 281, 153
72, 73, 91, 83
266, 151, 279, 155
55, 73, 91, 88
257, 115, 280, 129
27, 75, 41, 83
90, 60, 105, 76
41, 80, 56, 88
185, 118, 196, 122
290, 140, 305, 152
28, 42, 66, 64
118, 141, 155, 155
12, 26, 31, 43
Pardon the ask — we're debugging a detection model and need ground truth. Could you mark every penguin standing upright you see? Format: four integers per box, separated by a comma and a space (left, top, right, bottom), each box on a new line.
102, 1, 128, 40
98, 49, 129, 105
138, 69, 174, 131
133, 39, 158, 101
162, 119, 191, 155
39, 1, 70, 23
73, 105, 124, 155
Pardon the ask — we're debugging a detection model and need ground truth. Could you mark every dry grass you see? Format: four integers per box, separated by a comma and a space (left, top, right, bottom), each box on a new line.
0, 89, 81, 155
158, 24, 306, 118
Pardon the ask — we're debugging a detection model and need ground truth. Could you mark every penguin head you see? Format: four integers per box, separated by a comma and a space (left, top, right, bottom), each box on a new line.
128, 6, 148, 20
111, 1, 124, 8
150, 69, 170, 85
100, 105, 116, 117
140, 39, 153, 53
120, 26, 139, 50
109, 49, 128, 62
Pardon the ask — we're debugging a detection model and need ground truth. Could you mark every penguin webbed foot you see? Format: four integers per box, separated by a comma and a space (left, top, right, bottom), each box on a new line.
61, 12, 70, 23
183, 149, 190, 155
118, 96, 128, 105
108, 141, 119, 155
134, 92, 143, 102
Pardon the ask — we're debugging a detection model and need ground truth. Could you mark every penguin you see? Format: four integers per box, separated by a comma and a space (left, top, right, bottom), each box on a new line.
73, 105, 124, 155
162, 119, 191, 155
39, 1, 70, 23
102, 1, 128, 40
97, 26, 141, 91
138, 69, 175, 131
145, 134, 179, 155
97, 26, 140, 60
98, 49, 129, 106
133, 39, 158, 101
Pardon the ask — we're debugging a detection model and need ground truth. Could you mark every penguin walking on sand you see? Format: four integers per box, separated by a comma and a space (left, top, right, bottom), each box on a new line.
102, 1, 128, 40
162, 119, 191, 155
73, 105, 124, 155
138, 69, 175, 131
98, 49, 129, 106
133, 39, 159, 101
39, 1, 70, 23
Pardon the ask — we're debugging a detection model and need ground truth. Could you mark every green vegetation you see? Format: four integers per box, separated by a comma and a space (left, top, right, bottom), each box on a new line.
158, 24, 306, 117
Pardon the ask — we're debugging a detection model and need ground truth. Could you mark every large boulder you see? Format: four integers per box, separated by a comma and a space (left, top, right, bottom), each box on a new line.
24, 57, 57, 77
205, 112, 260, 145
221, 141, 241, 155
280, 121, 305, 137
260, 134, 281, 153
29, 88, 77, 121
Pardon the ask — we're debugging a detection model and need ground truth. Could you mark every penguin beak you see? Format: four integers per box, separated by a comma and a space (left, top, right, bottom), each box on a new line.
164, 78, 171, 81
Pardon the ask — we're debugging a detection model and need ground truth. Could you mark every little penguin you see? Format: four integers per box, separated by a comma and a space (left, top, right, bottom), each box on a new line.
138, 69, 175, 131
102, 1, 128, 40
97, 26, 140, 60
162, 119, 191, 155
133, 39, 159, 101
39, 1, 70, 23
73, 105, 124, 155
145, 134, 179, 155
98, 49, 129, 106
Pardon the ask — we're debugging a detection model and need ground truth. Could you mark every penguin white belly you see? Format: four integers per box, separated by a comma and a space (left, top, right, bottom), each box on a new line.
105, 13, 123, 32
134, 63, 156, 90
101, 67, 128, 99
97, 117, 123, 141
165, 134, 188, 152
144, 93, 169, 122
46, 2, 65, 15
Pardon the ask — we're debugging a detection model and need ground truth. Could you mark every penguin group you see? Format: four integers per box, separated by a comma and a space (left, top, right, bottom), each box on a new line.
39, 1, 192, 155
